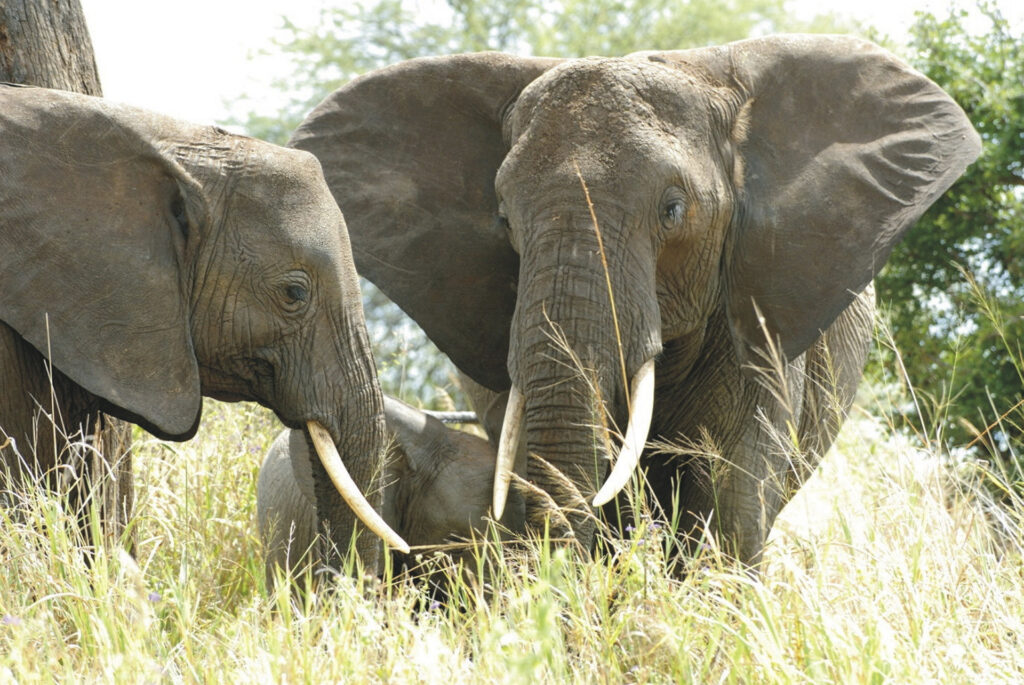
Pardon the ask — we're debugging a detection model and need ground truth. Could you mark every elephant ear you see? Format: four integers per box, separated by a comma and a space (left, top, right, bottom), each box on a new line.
290, 53, 563, 391
638, 35, 981, 363
0, 85, 201, 438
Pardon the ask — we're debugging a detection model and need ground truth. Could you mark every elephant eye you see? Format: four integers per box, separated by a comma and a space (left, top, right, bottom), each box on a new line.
497, 204, 520, 253
171, 194, 189, 239
660, 196, 687, 231
280, 272, 312, 313
284, 284, 308, 303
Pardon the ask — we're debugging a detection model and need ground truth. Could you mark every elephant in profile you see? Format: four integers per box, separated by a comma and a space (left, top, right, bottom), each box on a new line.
258, 396, 524, 587
290, 35, 980, 566
0, 84, 405, 572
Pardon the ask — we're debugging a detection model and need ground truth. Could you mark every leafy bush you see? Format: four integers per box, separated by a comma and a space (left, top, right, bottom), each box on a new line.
873, 3, 1024, 473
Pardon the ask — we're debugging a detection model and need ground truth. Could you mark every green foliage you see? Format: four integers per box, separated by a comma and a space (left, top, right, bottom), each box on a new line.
873, 3, 1024, 463
230, 0, 857, 408
234, 0, 858, 144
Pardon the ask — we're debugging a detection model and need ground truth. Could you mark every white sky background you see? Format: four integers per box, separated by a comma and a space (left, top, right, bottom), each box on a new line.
80, 0, 1023, 127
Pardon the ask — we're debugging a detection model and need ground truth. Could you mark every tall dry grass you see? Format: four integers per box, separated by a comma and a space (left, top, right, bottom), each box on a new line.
1, 368, 1022, 682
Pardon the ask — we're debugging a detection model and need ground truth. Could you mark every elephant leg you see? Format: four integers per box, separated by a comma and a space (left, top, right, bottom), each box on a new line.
642, 311, 806, 569
680, 289, 872, 566
0, 322, 135, 549
707, 360, 805, 567
789, 285, 874, 495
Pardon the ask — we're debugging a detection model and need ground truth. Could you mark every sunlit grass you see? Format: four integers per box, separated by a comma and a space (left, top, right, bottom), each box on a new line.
3, 355, 1024, 682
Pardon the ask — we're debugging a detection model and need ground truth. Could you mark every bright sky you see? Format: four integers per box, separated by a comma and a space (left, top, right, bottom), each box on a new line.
80, 0, 1022, 126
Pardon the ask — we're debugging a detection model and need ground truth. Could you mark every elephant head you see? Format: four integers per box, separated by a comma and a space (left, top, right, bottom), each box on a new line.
290, 36, 980, 554
0, 84, 406, 571
258, 396, 524, 587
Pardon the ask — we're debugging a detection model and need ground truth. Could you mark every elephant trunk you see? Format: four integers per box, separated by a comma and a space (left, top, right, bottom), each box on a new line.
505, 211, 661, 544
295, 305, 394, 576
307, 420, 406, 554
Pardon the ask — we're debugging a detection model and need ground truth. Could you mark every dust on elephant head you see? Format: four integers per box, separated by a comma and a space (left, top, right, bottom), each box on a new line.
0, 84, 405, 571
290, 35, 981, 564
258, 396, 525, 588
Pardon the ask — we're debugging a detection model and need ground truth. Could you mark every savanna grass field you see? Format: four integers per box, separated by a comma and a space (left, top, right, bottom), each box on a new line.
2, 322, 1023, 683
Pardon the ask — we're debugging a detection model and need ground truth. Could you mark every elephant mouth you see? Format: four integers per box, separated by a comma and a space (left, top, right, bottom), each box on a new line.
490, 358, 656, 517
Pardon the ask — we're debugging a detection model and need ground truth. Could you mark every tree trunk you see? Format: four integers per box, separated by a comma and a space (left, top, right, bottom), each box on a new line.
0, 1, 135, 551
0, 0, 102, 95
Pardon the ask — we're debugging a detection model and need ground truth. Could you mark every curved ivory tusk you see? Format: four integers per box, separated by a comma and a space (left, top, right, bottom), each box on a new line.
492, 385, 525, 519
307, 420, 411, 554
592, 359, 656, 506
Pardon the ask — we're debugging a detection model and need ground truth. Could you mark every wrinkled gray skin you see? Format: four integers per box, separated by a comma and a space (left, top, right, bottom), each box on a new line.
0, 85, 386, 573
258, 396, 522, 587
291, 35, 981, 566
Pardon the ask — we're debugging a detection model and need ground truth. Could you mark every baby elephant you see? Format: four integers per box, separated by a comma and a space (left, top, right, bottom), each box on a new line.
257, 396, 522, 587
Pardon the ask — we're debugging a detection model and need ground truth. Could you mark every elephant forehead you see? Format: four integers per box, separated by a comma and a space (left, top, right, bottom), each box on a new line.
502, 62, 726, 192
515, 57, 717, 134
225, 142, 346, 250
241, 143, 336, 212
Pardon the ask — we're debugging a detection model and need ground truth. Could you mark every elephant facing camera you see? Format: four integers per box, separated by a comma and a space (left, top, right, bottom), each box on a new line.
292, 35, 981, 568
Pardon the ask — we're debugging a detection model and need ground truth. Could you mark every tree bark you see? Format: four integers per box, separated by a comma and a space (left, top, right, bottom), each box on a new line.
0, 0, 102, 94
0, 0, 135, 551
